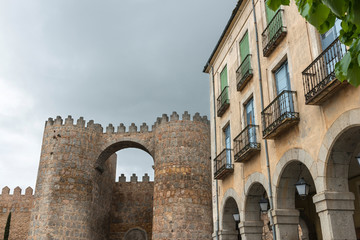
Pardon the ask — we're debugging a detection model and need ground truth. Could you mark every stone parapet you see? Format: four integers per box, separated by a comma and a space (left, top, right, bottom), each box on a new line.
0, 186, 34, 240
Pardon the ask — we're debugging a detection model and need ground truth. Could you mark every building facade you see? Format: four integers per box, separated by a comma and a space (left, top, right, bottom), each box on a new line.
204, 0, 360, 239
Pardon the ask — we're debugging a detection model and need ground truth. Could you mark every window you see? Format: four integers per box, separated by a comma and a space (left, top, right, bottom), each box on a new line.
217, 65, 230, 117
265, 1, 279, 39
245, 98, 256, 143
239, 31, 250, 62
265, 0, 277, 24
275, 61, 293, 114
236, 31, 253, 91
320, 19, 341, 51
224, 124, 231, 165
220, 65, 228, 92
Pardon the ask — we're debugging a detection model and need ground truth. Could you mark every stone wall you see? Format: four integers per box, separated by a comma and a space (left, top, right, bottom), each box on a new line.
152, 112, 213, 239
25, 111, 211, 239
110, 174, 154, 240
28, 116, 117, 240
0, 186, 33, 240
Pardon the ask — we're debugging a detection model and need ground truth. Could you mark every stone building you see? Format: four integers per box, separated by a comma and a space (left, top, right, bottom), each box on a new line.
203, 0, 360, 239
0, 112, 213, 240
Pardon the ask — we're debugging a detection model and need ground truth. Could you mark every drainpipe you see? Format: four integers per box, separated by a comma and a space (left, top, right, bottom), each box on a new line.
251, 0, 277, 239
210, 65, 220, 240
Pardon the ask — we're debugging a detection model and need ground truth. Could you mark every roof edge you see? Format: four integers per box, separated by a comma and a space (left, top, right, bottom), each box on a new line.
203, 0, 243, 73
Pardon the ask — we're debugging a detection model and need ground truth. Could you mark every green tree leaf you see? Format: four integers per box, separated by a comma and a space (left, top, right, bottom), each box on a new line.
267, 0, 290, 11
322, 0, 348, 17
335, 53, 351, 82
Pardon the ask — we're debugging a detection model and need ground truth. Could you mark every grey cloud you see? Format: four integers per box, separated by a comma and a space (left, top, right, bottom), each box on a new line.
0, 0, 237, 189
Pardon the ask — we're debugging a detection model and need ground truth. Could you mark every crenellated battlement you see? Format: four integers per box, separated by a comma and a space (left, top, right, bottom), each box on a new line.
45, 111, 210, 134
116, 173, 152, 183
0, 186, 34, 197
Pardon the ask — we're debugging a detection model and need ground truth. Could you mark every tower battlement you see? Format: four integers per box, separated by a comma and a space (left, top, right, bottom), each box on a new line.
44, 111, 209, 134
0, 186, 34, 197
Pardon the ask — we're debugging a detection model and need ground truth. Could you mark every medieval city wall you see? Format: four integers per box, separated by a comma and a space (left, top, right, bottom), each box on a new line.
0, 187, 34, 240
24, 111, 212, 240
110, 174, 154, 240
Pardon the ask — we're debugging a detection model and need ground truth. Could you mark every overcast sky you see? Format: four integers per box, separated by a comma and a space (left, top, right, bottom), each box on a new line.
0, 0, 237, 192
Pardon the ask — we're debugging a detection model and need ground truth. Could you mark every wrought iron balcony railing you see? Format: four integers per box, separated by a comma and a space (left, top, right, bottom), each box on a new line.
236, 54, 253, 91
302, 37, 347, 105
234, 124, 260, 162
214, 148, 234, 180
262, 90, 299, 139
217, 86, 230, 117
262, 9, 287, 57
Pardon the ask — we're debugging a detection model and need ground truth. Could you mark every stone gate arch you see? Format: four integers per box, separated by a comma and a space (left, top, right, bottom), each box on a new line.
95, 134, 155, 173
27, 111, 213, 240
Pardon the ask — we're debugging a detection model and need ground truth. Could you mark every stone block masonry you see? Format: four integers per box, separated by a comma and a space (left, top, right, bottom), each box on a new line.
2, 111, 211, 240
110, 174, 153, 240
0, 186, 33, 240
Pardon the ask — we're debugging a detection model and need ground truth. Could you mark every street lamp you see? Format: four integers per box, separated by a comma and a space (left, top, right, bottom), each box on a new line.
232, 213, 241, 240
258, 197, 269, 213
295, 177, 310, 197
356, 154, 360, 166
232, 213, 240, 222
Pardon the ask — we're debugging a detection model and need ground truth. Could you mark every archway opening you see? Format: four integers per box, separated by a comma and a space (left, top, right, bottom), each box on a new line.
97, 142, 155, 240
115, 148, 154, 182
327, 126, 360, 239
244, 182, 271, 239
277, 161, 321, 239
222, 197, 241, 239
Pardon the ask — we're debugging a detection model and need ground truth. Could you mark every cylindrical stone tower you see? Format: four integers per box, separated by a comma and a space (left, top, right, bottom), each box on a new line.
27, 116, 116, 240
152, 112, 212, 239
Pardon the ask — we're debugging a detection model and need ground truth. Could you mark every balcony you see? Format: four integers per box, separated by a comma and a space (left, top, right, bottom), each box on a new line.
262, 9, 287, 57
234, 125, 260, 162
236, 54, 253, 91
214, 148, 234, 180
302, 38, 347, 105
217, 86, 230, 117
262, 90, 299, 139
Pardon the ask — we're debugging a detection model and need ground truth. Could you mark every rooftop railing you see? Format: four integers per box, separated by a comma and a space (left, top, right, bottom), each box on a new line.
217, 86, 230, 117
234, 124, 260, 162
302, 37, 347, 105
236, 54, 253, 91
214, 148, 233, 180
262, 90, 299, 139
262, 9, 287, 57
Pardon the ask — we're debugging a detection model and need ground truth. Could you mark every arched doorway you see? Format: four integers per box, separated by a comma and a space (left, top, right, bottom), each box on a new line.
124, 227, 148, 240
275, 161, 321, 240
222, 197, 241, 240
322, 126, 360, 239
242, 182, 270, 240
109, 146, 154, 240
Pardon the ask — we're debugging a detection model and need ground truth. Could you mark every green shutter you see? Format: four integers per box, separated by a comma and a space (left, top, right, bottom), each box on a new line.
220, 65, 228, 91
265, 1, 276, 24
239, 31, 249, 62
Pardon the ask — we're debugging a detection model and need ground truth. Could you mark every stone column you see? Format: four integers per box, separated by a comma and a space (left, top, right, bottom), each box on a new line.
272, 209, 300, 240
239, 221, 263, 240
313, 191, 356, 240
218, 230, 239, 240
